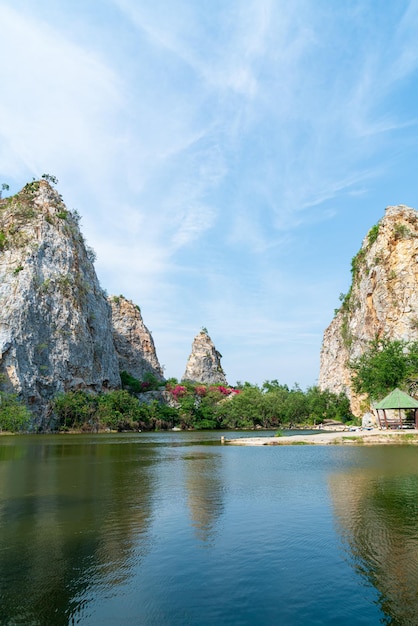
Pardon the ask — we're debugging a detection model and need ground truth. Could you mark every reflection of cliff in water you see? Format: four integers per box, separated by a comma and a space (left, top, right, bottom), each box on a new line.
329, 448, 418, 624
184, 451, 224, 542
0, 437, 157, 626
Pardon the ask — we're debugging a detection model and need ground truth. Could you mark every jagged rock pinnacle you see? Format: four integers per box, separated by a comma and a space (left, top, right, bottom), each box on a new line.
109, 295, 164, 381
182, 329, 227, 385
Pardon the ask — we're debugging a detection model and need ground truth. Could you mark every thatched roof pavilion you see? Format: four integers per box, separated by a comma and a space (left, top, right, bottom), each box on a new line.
373, 388, 418, 429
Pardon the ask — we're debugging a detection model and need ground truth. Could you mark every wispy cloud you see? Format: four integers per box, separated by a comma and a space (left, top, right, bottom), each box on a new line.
2, 1, 418, 386
0, 5, 123, 184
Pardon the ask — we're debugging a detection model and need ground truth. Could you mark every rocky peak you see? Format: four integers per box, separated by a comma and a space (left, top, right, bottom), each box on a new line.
182, 329, 227, 385
319, 204, 418, 414
0, 180, 120, 427
109, 295, 164, 381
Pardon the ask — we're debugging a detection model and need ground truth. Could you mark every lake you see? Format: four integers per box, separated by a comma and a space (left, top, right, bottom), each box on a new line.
1, 431, 418, 625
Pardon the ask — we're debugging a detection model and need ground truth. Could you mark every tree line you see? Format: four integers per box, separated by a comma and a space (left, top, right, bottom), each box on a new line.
7, 332, 417, 434
0, 376, 352, 433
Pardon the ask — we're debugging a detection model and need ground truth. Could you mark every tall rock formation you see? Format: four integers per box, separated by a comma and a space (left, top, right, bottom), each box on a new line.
182, 329, 227, 385
109, 295, 164, 381
0, 180, 120, 426
319, 205, 418, 414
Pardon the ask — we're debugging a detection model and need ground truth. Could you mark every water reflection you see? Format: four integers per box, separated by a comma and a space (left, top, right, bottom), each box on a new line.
330, 447, 418, 625
184, 451, 224, 542
0, 435, 157, 625
4, 435, 413, 625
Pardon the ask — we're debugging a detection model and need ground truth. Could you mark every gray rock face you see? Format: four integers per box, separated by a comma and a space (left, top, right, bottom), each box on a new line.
182, 329, 227, 385
319, 205, 418, 415
109, 295, 164, 381
0, 180, 120, 427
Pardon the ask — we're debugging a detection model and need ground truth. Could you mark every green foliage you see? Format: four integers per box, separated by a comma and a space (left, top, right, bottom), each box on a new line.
0, 183, 9, 199
334, 222, 380, 318
0, 392, 30, 432
215, 382, 352, 429
86, 245, 96, 263
55, 274, 73, 297
53, 389, 149, 431
56, 210, 68, 219
0, 231, 7, 250
41, 174, 59, 185
96, 390, 146, 430
38, 278, 51, 294
306, 386, 351, 423
69, 208, 81, 223
120, 371, 140, 391
49, 380, 352, 433
393, 223, 412, 240
349, 337, 418, 401
170, 384, 221, 429
120, 370, 163, 393
367, 223, 380, 246
52, 391, 98, 430
341, 316, 353, 349
13, 265, 23, 275
351, 248, 367, 279
143, 372, 163, 389
27, 180, 40, 192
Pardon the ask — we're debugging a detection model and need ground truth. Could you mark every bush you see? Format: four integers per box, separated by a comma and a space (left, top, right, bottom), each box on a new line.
121, 370, 163, 393
97, 390, 146, 430
367, 223, 380, 246
0, 393, 30, 432
53, 391, 97, 430
53, 389, 151, 431
51, 380, 353, 432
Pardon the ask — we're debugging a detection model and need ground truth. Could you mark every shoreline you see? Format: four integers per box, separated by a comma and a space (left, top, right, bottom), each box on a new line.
222, 429, 418, 446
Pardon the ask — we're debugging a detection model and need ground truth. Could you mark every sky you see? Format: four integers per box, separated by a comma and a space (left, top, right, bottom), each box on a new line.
1, 0, 418, 388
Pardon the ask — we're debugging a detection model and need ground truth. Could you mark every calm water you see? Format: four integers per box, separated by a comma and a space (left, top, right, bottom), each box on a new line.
1, 431, 418, 625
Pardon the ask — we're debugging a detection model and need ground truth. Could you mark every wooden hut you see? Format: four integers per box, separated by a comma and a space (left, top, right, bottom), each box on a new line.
373, 388, 418, 429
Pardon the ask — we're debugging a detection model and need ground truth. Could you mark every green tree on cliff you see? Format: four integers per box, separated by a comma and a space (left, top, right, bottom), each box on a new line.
349, 337, 418, 400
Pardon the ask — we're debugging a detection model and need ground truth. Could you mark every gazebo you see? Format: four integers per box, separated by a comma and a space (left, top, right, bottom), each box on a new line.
373, 388, 418, 429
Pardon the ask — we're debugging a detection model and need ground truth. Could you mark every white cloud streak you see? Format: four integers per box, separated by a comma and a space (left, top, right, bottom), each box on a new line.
1, 1, 418, 385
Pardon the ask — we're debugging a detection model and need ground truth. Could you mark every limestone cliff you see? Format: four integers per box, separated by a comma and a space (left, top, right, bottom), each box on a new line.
109, 295, 164, 381
0, 180, 120, 426
182, 329, 227, 385
319, 205, 418, 414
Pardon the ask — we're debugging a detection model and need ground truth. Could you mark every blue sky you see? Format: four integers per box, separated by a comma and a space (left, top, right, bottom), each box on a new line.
1, 0, 418, 387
